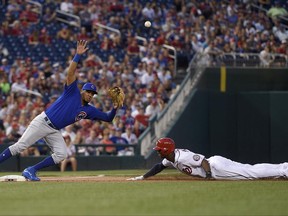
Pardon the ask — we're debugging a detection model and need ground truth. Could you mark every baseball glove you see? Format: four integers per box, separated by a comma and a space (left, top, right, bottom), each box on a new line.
108, 86, 125, 107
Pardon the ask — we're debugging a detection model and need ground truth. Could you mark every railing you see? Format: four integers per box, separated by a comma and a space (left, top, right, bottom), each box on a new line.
0, 143, 140, 156
136, 35, 147, 47
200, 53, 288, 68
139, 52, 206, 157
11, 86, 43, 97
93, 23, 121, 36
55, 9, 81, 28
162, 44, 177, 76
74, 144, 140, 156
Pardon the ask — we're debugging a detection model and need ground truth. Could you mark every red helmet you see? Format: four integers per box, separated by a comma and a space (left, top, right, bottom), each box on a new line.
153, 137, 175, 156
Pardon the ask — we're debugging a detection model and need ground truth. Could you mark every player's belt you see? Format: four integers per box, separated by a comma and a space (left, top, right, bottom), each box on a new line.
44, 116, 57, 130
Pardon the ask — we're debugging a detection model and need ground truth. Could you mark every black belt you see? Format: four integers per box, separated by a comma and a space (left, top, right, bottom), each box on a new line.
44, 116, 57, 130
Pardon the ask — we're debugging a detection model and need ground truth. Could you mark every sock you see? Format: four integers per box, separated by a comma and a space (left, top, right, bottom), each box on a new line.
32, 156, 56, 171
0, 148, 12, 163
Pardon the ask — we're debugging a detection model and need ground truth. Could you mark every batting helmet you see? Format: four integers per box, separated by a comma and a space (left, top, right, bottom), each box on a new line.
153, 137, 175, 156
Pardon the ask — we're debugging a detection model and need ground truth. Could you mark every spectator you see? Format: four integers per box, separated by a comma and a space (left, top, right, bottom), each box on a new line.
0, 21, 10, 36
133, 62, 146, 78
273, 24, 288, 42
110, 128, 130, 156
83, 50, 103, 68
259, 46, 274, 67
267, 1, 288, 20
57, 25, 72, 41
100, 36, 113, 51
42, 7, 56, 24
127, 38, 140, 56
84, 130, 101, 155
28, 29, 40, 46
78, 7, 92, 32
10, 20, 23, 36
39, 28, 51, 45
77, 27, 90, 41
121, 108, 135, 127
2, 131, 21, 145
0, 75, 10, 97
100, 128, 116, 155
60, 0, 74, 14
19, 4, 39, 24
73, 130, 86, 155
145, 97, 163, 118
60, 133, 77, 172
20, 146, 40, 157
142, 3, 155, 20
121, 125, 138, 148
202, 41, 223, 66
276, 40, 287, 54
140, 63, 155, 87
11, 76, 27, 94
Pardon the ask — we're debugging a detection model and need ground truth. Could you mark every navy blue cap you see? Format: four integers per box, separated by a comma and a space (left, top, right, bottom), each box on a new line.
82, 82, 98, 94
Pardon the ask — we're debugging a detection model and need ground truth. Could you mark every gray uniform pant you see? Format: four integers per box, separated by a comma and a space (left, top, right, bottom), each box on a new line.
9, 112, 67, 164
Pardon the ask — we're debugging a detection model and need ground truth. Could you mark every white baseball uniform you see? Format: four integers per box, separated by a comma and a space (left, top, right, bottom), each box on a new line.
162, 149, 288, 180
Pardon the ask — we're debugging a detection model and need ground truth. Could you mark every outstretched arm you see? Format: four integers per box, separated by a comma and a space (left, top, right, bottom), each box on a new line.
127, 163, 167, 180
66, 40, 89, 86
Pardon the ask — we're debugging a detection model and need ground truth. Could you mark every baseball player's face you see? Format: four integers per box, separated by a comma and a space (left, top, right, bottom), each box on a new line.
156, 150, 166, 158
83, 90, 95, 102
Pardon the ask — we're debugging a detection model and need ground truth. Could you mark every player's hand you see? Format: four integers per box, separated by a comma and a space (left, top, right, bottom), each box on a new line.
205, 171, 214, 180
127, 176, 144, 181
77, 40, 89, 55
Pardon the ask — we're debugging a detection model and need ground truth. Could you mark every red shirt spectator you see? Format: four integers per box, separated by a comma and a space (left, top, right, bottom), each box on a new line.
100, 36, 113, 50
19, 4, 38, 23
127, 39, 140, 55
276, 41, 287, 54
10, 21, 22, 36
77, 27, 90, 41
39, 28, 51, 44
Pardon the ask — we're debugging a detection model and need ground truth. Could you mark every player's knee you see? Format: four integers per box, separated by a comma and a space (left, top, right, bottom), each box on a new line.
52, 151, 68, 164
9, 141, 28, 155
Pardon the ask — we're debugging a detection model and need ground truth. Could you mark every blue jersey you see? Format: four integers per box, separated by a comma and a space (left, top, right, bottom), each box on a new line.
110, 136, 128, 151
45, 80, 116, 129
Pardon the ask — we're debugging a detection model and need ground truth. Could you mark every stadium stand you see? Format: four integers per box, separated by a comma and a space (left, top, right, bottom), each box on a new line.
0, 0, 287, 158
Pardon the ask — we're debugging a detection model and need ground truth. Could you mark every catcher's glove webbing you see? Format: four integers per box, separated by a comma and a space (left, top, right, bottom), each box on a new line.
108, 86, 125, 107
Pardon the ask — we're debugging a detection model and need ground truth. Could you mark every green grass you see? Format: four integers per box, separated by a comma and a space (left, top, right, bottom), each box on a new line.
0, 170, 287, 216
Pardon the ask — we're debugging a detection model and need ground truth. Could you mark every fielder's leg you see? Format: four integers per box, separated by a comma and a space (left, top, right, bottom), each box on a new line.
1, 114, 50, 164
22, 131, 67, 181
0, 148, 12, 163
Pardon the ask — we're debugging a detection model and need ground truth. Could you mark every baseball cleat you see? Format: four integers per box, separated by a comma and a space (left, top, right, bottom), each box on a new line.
22, 167, 40, 181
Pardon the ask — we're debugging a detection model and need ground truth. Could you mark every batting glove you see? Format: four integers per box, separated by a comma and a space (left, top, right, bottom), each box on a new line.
127, 176, 144, 181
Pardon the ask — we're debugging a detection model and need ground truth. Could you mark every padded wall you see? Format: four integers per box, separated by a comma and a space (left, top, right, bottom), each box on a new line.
236, 93, 270, 163
270, 93, 288, 163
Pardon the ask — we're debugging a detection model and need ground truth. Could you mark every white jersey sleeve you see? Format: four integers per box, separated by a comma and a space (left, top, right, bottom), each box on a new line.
162, 149, 207, 178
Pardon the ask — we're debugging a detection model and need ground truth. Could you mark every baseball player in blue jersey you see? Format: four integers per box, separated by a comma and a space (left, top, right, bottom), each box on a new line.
0, 40, 119, 181
128, 137, 288, 180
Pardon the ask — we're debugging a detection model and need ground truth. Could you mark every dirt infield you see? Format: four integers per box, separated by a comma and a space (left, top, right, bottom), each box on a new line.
40, 175, 202, 182
39, 175, 287, 182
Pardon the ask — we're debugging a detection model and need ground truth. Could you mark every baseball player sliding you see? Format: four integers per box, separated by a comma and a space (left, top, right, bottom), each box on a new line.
128, 137, 288, 180
0, 40, 121, 181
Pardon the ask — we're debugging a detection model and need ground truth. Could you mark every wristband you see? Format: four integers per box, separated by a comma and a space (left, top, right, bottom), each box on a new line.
206, 171, 212, 178
72, 54, 81, 63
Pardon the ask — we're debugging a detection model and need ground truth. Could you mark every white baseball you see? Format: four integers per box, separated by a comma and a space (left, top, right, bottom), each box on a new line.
144, 21, 151, 28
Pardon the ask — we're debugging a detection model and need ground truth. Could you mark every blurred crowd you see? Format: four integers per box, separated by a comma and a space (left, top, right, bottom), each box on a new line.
1, 0, 288, 156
